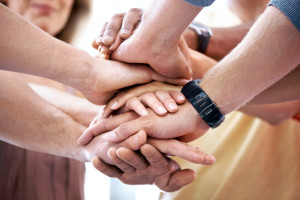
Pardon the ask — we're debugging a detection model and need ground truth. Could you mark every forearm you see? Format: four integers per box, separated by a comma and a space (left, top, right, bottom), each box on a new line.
0, 5, 94, 92
136, 0, 202, 47
240, 100, 300, 125
0, 72, 88, 162
200, 6, 300, 115
188, 49, 217, 79
249, 66, 300, 104
184, 22, 253, 60
30, 84, 101, 126
206, 22, 253, 60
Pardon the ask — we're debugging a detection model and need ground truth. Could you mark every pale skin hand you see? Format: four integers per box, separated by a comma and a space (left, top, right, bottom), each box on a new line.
83, 110, 215, 190
79, 110, 215, 164
94, 5, 300, 105
0, 71, 204, 190
0, 71, 149, 164
94, 8, 251, 61
117, 90, 185, 117
1, 72, 208, 191
93, 8, 144, 59
79, 102, 210, 145
104, 0, 203, 79
92, 4, 197, 79
92, 144, 197, 192
0, 5, 187, 105
101, 81, 185, 119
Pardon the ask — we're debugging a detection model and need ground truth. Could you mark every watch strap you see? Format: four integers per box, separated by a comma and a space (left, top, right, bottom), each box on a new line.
188, 22, 212, 53
181, 79, 225, 128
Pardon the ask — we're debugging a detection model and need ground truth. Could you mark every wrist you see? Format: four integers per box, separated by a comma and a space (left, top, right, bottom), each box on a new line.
200, 78, 232, 115
181, 79, 225, 128
138, 0, 201, 48
184, 101, 210, 131
57, 48, 96, 94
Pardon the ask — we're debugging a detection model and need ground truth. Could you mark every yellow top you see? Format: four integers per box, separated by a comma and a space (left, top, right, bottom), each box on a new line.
160, 111, 300, 200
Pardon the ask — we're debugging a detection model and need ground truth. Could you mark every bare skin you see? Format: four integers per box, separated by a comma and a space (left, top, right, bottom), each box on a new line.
0, 4, 187, 105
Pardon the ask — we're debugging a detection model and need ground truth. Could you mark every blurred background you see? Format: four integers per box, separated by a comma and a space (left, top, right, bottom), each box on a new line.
72, 0, 241, 199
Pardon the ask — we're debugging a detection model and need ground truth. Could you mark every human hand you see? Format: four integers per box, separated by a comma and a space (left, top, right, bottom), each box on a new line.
77, 57, 188, 105
115, 90, 185, 118
82, 111, 149, 164
79, 102, 209, 146
92, 10, 192, 78
92, 141, 214, 192
101, 81, 185, 118
92, 8, 143, 59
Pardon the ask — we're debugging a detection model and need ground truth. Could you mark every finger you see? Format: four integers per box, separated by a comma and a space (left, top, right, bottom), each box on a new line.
102, 13, 125, 45
93, 22, 108, 49
108, 35, 124, 52
78, 112, 139, 145
163, 169, 196, 192
107, 148, 136, 173
148, 138, 216, 165
140, 144, 168, 170
120, 8, 143, 39
169, 91, 186, 104
92, 157, 122, 178
155, 91, 178, 113
100, 53, 110, 60
101, 94, 125, 119
149, 70, 189, 86
139, 93, 167, 115
120, 130, 147, 151
105, 111, 154, 143
92, 39, 99, 49
116, 147, 148, 170
99, 45, 110, 55
124, 97, 149, 116
102, 84, 162, 119
153, 159, 180, 190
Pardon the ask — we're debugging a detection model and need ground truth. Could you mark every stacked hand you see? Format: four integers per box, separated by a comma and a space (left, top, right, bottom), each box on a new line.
77, 57, 188, 105
80, 9, 213, 192
93, 8, 192, 79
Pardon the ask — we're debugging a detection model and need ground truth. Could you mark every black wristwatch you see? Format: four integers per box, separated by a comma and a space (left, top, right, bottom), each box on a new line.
181, 79, 225, 128
188, 22, 212, 53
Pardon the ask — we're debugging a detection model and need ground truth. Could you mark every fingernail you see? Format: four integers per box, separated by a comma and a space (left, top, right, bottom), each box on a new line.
168, 102, 177, 110
96, 37, 102, 44
97, 45, 102, 51
121, 30, 129, 35
111, 101, 118, 109
134, 133, 140, 143
103, 35, 113, 43
141, 109, 149, 116
177, 95, 185, 101
158, 106, 167, 114
107, 150, 113, 160
100, 54, 106, 59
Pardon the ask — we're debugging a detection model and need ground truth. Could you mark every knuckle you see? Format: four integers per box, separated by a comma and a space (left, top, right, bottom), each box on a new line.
142, 92, 154, 100
126, 97, 138, 110
111, 13, 125, 20
128, 8, 142, 14
142, 114, 155, 132
124, 137, 137, 150
118, 123, 129, 134
106, 24, 115, 32
100, 119, 109, 131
